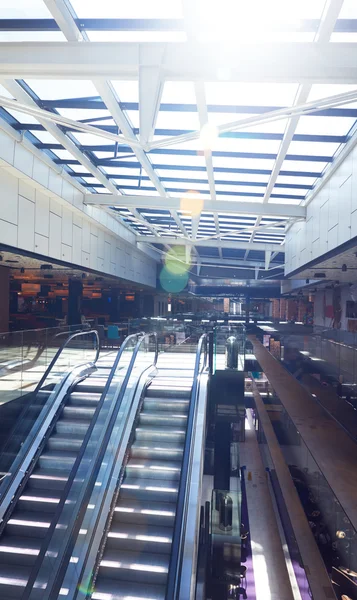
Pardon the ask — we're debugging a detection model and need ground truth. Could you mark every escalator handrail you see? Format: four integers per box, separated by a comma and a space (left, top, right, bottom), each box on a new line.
165, 333, 208, 600
24, 331, 158, 600
34, 328, 100, 393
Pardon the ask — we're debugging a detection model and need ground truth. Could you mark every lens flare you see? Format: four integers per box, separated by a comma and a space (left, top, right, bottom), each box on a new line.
159, 266, 189, 293
164, 247, 190, 276
180, 190, 204, 217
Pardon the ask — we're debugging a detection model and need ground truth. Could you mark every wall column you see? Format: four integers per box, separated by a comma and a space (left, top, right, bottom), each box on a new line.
68, 279, 83, 326
0, 267, 9, 332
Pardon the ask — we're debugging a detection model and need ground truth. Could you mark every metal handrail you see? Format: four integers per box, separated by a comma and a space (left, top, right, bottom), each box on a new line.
35, 328, 100, 392
165, 333, 208, 600
26, 331, 158, 600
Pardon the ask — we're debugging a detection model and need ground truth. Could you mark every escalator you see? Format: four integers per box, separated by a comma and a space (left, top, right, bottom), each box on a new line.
93, 376, 192, 600
0, 331, 117, 599
0, 372, 108, 595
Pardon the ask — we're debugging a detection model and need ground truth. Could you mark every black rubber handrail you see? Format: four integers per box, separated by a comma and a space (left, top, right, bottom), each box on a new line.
165, 333, 208, 600
23, 331, 158, 600
34, 328, 100, 393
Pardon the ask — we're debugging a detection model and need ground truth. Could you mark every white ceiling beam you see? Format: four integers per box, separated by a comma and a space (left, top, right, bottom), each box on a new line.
1, 42, 357, 82
265, 251, 272, 270
43, 0, 83, 42
248, 0, 343, 247
1, 80, 121, 196
189, 257, 283, 269
1, 82, 169, 242
139, 64, 164, 146
41, 4, 184, 244
136, 236, 283, 252
94, 80, 188, 238
84, 193, 306, 218
194, 82, 221, 256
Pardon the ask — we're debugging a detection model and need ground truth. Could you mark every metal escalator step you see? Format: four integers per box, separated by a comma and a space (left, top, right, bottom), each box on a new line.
131, 442, 183, 461
120, 477, 178, 503
0, 563, 31, 598
139, 413, 187, 428
55, 419, 90, 436
62, 406, 96, 420
47, 434, 85, 453
6, 511, 51, 538
28, 469, 68, 492
106, 522, 172, 554
142, 398, 189, 413
93, 577, 165, 600
113, 499, 176, 527
135, 427, 185, 443
146, 386, 191, 399
125, 458, 181, 480
38, 449, 78, 470
67, 392, 102, 407
99, 548, 169, 585
17, 488, 60, 513
0, 535, 41, 566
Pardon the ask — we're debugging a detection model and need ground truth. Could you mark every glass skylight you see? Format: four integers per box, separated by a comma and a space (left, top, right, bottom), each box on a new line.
1, 0, 356, 267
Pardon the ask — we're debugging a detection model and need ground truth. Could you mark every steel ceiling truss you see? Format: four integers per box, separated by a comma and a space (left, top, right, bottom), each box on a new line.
0, 0, 354, 270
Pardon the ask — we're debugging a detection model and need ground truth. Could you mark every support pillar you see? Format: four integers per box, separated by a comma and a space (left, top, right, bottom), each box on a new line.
0, 267, 9, 332
68, 279, 83, 326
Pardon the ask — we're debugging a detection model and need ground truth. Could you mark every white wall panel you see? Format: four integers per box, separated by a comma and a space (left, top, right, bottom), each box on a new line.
35, 191, 50, 237
18, 196, 35, 252
49, 212, 61, 259
33, 160, 49, 189
35, 233, 49, 256
82, 222, 90, 254
61, 243, 72, 263
19, 181, 35, 202
285, 142, 357, 276
0, 169, 18, 225
0, 126, 157, 287
14, 144, 34, 178
0, 219, 17, 246
61, 207, 73, 247
72, 224, 82, 266
0, 130, 15, 165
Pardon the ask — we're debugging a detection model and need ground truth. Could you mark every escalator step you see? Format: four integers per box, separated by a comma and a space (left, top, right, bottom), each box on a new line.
120, 476, 178, 503
99, 548, 169, 585
0, 535, 41, 566
0, 563, 31, 598
93, 577, 165, 600
28, 469, 68, 491
38, 450, 78, 470
139, 413, 187, 428
135, 427, 185, 443
106, 522, 172, 554
142, 398, 189, 413
146, 386, 191, 399
125, 458, 181, 480
17, 488, 60, 513
131, 442, 183, 461
113, 499, 176, 527
62, 406, 96, 420
55, 419, 90, 436
67, 392, 102, 407
6, 510, 51, 539
47, 434, 85, 453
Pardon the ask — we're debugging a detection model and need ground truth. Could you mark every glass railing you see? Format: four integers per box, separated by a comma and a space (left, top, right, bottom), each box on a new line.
258, 393, 357, 599
23, 332, 158, 600
0, 329, 100, 502
0, 323, 90, 405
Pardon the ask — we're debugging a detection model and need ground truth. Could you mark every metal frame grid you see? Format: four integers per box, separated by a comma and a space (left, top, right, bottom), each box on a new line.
1, 0, 357, 275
